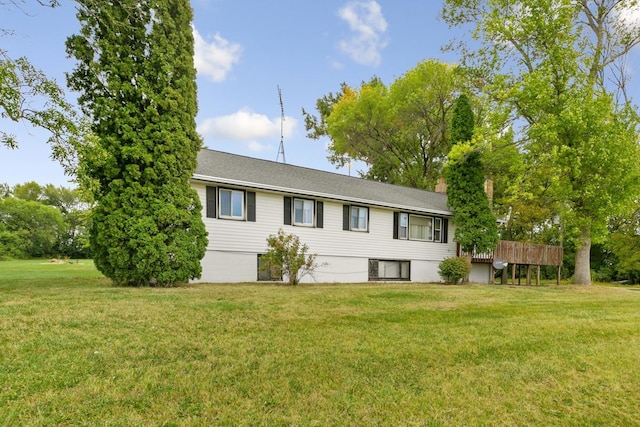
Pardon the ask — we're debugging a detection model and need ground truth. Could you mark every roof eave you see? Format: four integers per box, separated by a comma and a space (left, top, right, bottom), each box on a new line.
192, 174, 452, 217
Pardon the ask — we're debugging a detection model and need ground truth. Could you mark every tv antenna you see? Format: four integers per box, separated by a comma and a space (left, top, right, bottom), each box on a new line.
276, 85, 286, 163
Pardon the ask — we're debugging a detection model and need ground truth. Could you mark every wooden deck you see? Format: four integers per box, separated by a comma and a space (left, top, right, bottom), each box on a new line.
459, 240, 563, 285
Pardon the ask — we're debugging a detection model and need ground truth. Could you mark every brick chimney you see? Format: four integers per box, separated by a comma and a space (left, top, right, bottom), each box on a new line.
436, 176, 493, 208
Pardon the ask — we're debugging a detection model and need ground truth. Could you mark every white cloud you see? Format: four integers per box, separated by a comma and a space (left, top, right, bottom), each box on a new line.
197, 108, 297, 152
337, 0, 388, 66
193, 26, 242, 82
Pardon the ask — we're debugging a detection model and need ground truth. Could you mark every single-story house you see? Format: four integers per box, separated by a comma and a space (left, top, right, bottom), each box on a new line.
191, 149, 491, 284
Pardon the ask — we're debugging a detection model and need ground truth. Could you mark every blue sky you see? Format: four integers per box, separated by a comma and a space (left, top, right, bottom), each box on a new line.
1, 1, 639, 188
0, 0, 461, 187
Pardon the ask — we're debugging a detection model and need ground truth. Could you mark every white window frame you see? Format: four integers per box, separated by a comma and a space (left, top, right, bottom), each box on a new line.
399, 213, 409, 239
370, 259, 410, 281
293, 198, 314, 226
433, 217, 443, 242
351, 206, 368, 231
219, 189, 245, 220
409, 215, 433, 241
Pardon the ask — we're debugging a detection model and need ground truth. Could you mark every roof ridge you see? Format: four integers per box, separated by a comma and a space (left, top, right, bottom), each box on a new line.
199, 148, 443, 196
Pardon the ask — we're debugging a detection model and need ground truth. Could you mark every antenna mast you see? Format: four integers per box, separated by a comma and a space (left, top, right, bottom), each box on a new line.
276, 85, 286, 163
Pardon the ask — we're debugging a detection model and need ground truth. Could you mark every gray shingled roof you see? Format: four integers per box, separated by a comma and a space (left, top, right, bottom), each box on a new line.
194, 149, 451, 215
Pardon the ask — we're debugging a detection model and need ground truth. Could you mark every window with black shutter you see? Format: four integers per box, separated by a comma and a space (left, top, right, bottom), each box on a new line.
284, 197, 292, 225
316, 201, 324, 228
206, 186, 217, 218
246, 191, 256, 222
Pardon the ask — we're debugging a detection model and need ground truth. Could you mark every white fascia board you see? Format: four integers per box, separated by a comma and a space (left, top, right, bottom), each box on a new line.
192, 174, 452, 217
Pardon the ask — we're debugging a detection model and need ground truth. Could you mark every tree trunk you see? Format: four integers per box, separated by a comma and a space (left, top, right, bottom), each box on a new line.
573, 226, 591, 285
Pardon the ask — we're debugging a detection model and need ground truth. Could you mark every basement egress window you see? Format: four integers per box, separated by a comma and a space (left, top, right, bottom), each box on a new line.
369, 259, 410, 281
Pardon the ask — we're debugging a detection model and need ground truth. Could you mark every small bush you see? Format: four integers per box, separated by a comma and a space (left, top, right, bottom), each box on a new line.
438, 257, 471, 284
260, 229, 320, 285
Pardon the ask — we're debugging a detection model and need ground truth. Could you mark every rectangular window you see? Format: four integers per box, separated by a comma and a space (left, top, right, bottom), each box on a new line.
369, 259, 410, 281
294, 199, 314, 226
433, 217, 442, 242
257, 255, 282, 281
394, 213, 448, 243
350, 206, 368, 231
219, 189, 244, 219
399, 213, 409, 239
409, 215, 433, 241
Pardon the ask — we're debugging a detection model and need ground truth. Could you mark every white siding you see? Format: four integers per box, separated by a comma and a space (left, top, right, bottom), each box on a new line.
192, 182, 459, 284
470, 264, 492, 284
199, 251, 257, 283
410, 260, 445, 283
300, 256, 369, 283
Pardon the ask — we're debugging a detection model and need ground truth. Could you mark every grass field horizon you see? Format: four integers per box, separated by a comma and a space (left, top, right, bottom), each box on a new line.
1, 259, 640, 425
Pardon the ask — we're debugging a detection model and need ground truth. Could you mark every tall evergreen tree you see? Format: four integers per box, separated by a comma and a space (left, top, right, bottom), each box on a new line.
446, 94, 498, 254
66, 0, 207, 286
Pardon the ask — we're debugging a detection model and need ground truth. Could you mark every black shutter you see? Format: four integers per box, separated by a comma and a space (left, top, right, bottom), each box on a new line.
316, 201, 323, 228
442, 218, 448, 243
206, 186, 217, 218
393, 212, 399, 239
366, 207, 370, 232
343, 205, 350, 230
246, 191, 256, 222
284, 197, 292, 225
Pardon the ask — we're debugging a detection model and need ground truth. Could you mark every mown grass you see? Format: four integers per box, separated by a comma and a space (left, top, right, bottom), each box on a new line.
1, 260, 640, 426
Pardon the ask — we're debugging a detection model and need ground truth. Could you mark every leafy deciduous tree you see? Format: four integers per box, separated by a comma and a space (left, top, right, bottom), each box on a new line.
0, 197, 65, 258
442, 0, 640, 284
608, 209, 640, 283
303, 60, 467, 190
1, 1, 79, 174
66, 0, 207, 286
0, 182, 91, 258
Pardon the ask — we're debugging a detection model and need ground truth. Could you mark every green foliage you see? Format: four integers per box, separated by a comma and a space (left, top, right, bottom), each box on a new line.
260, 229, 319, 285
442, 0, 640, 284
450, 94, 474, 145
0, 227, 27, 260
0, 182, 91, 259
438, 256, 472, 284
608, 233, 640, 283
66, 0, 207, 286
446, 94, 498, 254
1, 0, 78, 174
607, 209, 640, 283
0, 197, 65, 258
304, 60, 469, 190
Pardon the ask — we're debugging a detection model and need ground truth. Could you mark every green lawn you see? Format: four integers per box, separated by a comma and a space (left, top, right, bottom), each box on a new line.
1, 260, 640, 426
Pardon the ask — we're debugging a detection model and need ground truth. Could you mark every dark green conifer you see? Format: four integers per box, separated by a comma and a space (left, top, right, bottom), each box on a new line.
66, 0, 207, 285
445, 94, 498, 254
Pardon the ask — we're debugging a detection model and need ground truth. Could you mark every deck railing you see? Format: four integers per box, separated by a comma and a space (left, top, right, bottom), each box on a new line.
459, 240, 563, 266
